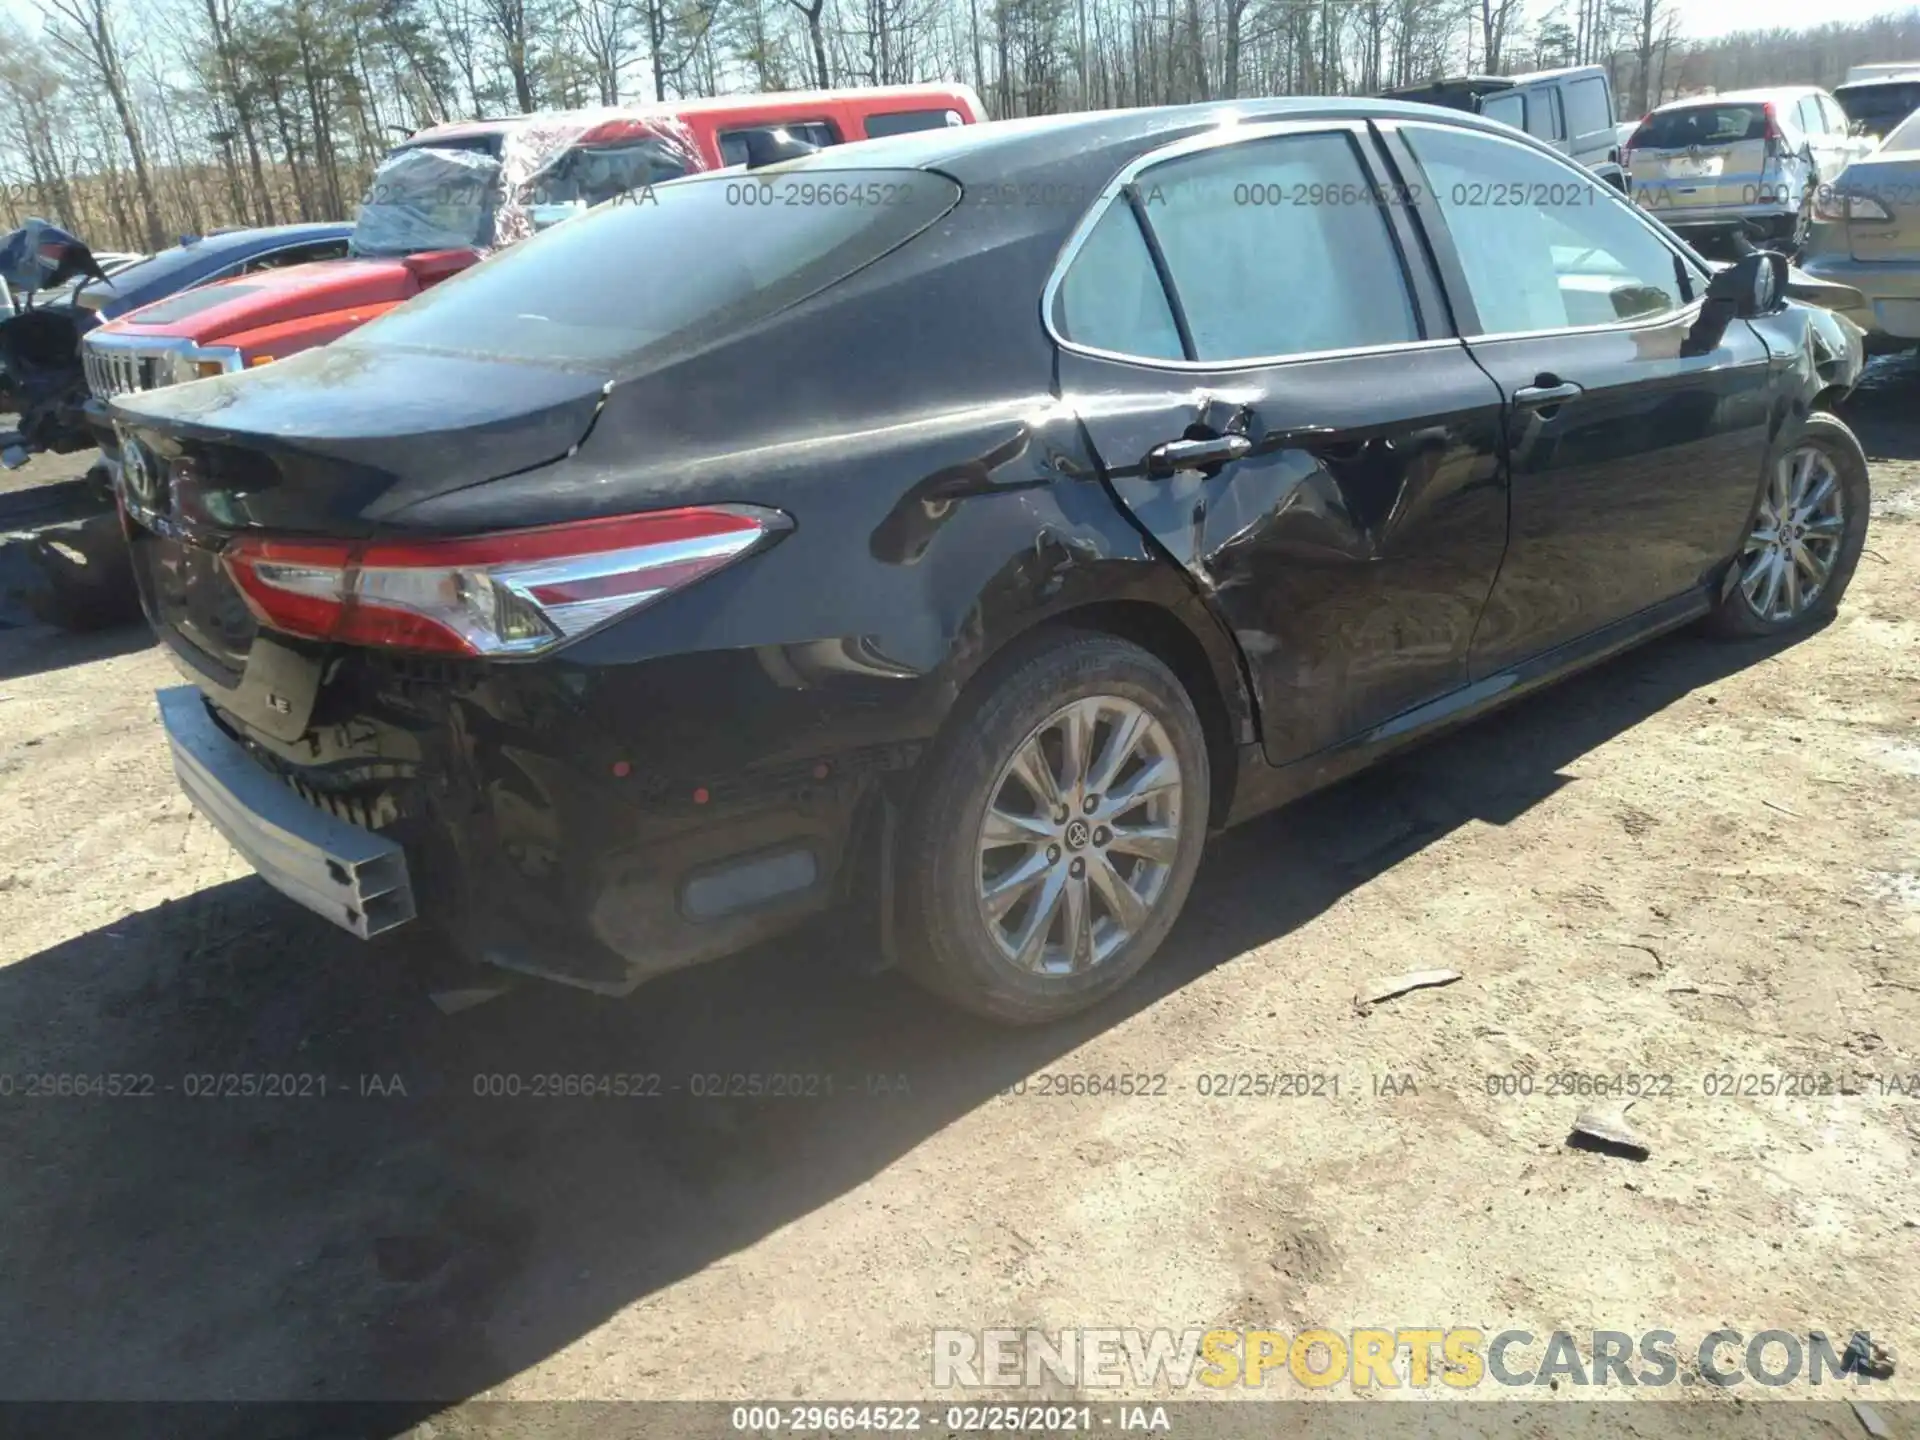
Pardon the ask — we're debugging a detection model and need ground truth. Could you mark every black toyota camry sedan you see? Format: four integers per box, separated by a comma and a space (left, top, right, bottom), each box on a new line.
113, 98, 1870, 1024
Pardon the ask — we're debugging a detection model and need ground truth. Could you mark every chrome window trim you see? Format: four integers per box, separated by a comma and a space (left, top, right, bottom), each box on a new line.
1054, 333, 1464, 373
1385, 116, 1716, 342
1040, 117, 1441, 372
1451, 297, 1707, 347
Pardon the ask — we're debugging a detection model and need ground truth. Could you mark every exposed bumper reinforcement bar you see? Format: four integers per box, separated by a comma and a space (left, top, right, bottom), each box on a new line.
157, 685, 417, 938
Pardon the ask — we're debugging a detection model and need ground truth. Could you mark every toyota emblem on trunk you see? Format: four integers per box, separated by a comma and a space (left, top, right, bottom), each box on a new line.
118, 430, 164, 511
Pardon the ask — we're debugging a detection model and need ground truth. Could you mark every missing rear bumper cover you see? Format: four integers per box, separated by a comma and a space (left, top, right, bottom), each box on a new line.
157, 685, 417, 938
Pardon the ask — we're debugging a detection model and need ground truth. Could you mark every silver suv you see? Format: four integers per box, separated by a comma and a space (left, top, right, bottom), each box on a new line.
1627, 87, 1875, 247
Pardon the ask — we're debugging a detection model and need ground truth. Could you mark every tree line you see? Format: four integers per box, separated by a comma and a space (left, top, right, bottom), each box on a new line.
4, 0, 1920, 253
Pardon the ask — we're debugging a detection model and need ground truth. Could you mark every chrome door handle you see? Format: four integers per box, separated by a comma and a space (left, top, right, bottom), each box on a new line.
1514, 381, 1584, 407
1145, 434, 1252, 476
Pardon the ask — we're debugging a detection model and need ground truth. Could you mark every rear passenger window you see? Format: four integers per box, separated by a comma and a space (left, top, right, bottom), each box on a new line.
864, 109, 965, 138
1481, 92, 1525, 129
1136, 132, 1419, 360
1796, 97, 1824, 136
1054, 203, 1183, 360
1526, 89, 1565, 142
1407, 123, 1687, 334
1565, 77, 1612, 138
717, 122, 838, 166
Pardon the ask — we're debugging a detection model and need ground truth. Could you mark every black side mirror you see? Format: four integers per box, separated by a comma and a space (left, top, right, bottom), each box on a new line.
1683, 250, 1787, 356
739, 128, 821, 169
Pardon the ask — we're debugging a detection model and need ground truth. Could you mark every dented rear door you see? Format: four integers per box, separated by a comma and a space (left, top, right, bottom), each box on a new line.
1050, 120, 1508, 767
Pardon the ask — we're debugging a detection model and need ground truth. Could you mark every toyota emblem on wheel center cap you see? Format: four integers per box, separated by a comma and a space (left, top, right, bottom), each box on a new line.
1065, 819, 1091, 849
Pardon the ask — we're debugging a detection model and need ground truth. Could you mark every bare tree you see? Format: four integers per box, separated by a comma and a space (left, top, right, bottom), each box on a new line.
41, 0, 168, 245
785, 0, 832, 86
575, 0, 635, 100
481, 0, 540, 108
1478, 0, 1520, 72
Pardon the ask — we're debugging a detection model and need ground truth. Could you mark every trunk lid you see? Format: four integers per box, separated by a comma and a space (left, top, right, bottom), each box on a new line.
113, 343, 608, 735
1841, 151, 1920, 263
115, 160, 961, 737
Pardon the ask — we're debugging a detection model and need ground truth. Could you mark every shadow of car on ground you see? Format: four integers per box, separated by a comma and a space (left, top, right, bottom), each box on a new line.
0, 619, 1797, 1427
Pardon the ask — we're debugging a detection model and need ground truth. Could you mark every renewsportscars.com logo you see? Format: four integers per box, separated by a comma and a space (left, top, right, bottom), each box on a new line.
932, 1327, 1892, 1391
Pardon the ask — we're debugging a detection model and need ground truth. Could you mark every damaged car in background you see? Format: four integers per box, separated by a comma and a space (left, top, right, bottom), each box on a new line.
78, 83, 986, 425
1799, 105, 1920, 352
1626, 87, 1874, 250
116, 99, 1869, 1024
2, 219, 351, 468
0, 219, 352, 626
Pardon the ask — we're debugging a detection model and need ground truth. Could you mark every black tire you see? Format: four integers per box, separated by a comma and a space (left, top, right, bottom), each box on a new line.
896, 630, 1210, 1025
1708, 410, 1870, 639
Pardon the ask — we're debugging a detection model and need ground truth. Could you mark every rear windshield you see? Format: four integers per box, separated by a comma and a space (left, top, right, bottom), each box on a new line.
340, 167, 960, 372
1835, 82, 1920, 132
1885, 108, 1920, 151
1633, 103, 1768, 149
352, 146, 503, 258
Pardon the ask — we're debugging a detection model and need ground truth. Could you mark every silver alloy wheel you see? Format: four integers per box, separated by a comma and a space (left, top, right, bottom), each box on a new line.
974, 695, 1184, 975
1740, 443, 1846, 624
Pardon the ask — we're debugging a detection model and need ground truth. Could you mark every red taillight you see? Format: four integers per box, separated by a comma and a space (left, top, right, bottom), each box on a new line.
223, 506, 790, 657
1761, 101, 1787, 161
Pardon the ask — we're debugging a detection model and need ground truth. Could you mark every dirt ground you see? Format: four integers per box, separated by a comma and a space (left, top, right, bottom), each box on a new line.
0, 365, 1916, 1435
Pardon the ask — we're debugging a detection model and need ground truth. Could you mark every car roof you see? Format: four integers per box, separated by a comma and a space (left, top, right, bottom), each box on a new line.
1504, 64, 1608, 84
798, 95, 1531, 180
1385, 63, 1603, 94
408, 85, 977, 146
1652, 86, 1823, 111
171, 221, 354, 255
1836, 73, 1920, 91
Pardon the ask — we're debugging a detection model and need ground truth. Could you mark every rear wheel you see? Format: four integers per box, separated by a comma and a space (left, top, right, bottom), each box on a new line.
897, 632, 1210, 1025
1708, 411, 1869, 639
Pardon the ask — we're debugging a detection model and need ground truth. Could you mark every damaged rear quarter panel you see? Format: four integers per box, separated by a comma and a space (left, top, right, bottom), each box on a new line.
375, 210, 1254, 988
385, 403, 1243, 990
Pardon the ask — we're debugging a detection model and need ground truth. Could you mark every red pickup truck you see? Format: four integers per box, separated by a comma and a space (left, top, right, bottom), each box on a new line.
80, 84, 984, 405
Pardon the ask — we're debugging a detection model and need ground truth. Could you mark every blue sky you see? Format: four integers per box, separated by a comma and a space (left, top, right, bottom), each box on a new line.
2, 0, 1912, 59
1685, 0, 1912, 35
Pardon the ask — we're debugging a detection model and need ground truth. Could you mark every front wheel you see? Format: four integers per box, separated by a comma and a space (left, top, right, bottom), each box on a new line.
1708, 410, 1870, 639
896, 632, 1210, 1025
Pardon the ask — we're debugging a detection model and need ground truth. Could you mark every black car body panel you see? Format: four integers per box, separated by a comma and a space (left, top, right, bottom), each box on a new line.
1461, 308, 1777, 672
114, 346, 612, 531
113, 98, 1863, 996
1060, 342, 1511, 767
